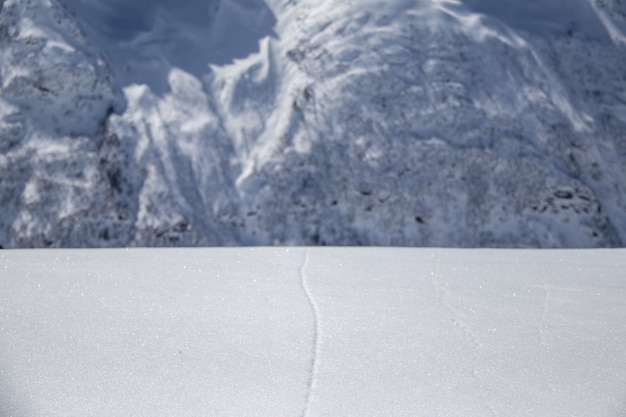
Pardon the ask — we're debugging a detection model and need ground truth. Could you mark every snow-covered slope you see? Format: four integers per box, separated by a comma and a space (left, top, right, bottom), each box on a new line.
1, 0, 625, 247
1, 248, 625, 416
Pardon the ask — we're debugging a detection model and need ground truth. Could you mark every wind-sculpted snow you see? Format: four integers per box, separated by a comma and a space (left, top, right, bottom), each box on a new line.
0, 0, 625, 247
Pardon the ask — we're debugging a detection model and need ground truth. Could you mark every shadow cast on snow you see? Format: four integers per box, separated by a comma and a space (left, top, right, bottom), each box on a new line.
60, 0, 277, 96
460, 0, 613, 40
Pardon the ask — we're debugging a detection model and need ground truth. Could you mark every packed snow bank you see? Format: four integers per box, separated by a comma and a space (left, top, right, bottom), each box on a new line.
0, 248, 625, 416
1, 0, 626, 248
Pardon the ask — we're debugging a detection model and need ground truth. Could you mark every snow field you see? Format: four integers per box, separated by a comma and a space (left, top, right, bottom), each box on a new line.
1, 248, 625, 416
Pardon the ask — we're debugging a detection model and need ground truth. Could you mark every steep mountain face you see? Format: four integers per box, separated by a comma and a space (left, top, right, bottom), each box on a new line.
0, 0, 121, 247
0, 0, 625, 247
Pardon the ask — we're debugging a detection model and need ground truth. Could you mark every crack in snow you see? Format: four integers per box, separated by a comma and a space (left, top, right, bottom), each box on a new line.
536, 283, 551, 348
433, 249, 482, 349
299, 248, 320, 417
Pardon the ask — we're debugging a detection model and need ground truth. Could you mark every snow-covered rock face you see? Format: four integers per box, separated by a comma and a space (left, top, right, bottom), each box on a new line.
0, 0, 625, 247
0, 0, 114, 136
232, 0, 626, 247
0, 0, 126, 248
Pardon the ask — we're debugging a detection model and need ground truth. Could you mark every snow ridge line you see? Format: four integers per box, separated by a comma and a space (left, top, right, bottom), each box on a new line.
299, 248, 320, 417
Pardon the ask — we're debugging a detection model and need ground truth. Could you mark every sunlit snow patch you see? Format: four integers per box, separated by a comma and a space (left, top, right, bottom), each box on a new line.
0, 248, 625, 416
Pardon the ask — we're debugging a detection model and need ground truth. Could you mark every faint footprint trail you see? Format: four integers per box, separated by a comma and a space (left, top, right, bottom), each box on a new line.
299, 248, 320, 417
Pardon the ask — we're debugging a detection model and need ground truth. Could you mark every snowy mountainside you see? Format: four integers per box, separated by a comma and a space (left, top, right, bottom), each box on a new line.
0, 0, 123, 247
0, 0, 625, 247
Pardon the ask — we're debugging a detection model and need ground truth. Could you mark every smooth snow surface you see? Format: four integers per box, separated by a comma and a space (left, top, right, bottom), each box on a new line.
1, 248, 625, 416
1, 0, 626, 247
